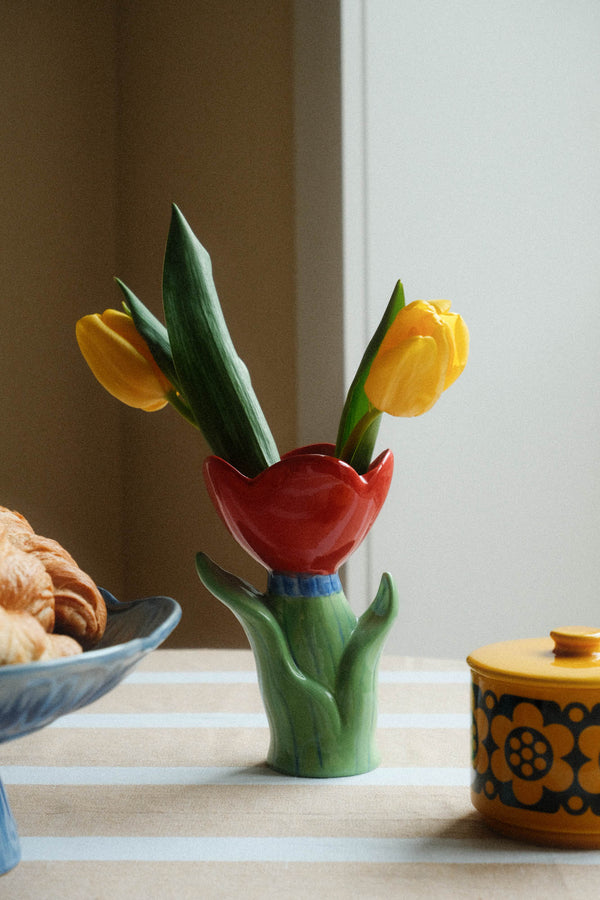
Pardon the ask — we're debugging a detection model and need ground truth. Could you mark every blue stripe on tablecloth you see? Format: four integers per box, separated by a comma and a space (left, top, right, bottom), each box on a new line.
18, 835, 600, 864
48, 712, 470, 729
124, 670, 470, 684
2, 765, 470, 786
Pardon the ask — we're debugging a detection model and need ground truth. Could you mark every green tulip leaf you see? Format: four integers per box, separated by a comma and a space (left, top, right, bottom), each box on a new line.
115, 278, 179, 388
163, 205, 279, 477
335, 280, 405, 471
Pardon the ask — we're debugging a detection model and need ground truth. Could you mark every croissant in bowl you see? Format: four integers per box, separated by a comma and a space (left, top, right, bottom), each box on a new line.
0, 507, 108, 665
0, 604, 82, 665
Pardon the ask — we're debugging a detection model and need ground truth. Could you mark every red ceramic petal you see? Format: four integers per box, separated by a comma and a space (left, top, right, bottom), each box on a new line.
203, 443, 393, 575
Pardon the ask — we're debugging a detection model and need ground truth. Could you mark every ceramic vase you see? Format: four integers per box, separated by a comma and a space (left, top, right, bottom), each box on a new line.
197, 443, 399, 778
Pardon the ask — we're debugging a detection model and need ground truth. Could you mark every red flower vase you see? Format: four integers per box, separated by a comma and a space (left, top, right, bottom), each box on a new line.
203, 442, 393, 576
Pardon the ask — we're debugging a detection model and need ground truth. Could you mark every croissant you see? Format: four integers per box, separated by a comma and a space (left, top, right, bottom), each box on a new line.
17, 533, 107, 647
0, 507, 107, 648
0, 530, 55, 632
0, 605, 81, 664
0, 507, 33, 539
40, 631, 83, 660
0, 605, 49, 664
0, 605, 82, 664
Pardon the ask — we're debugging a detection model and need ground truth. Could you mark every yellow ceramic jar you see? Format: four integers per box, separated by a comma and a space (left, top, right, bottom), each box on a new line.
468, 627, 600, 848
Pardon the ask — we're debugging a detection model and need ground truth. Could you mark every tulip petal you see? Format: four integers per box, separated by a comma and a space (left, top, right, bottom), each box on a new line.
442, 312, 469, 389
364, 335, 448, 417
76, 314, 169, 411
115, 278, 180, 390
94, 310, 158, 365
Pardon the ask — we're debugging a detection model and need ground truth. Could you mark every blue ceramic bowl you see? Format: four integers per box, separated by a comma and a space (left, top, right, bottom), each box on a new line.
0, 589, 181, 874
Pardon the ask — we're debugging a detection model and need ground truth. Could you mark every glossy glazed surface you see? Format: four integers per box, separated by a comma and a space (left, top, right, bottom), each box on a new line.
468, 627, 600, 847
0, 590, 181, 874
196, 553, 398, 777
468, 628, 600, 686
203, 443, 394, 575
0, 590, 181, 744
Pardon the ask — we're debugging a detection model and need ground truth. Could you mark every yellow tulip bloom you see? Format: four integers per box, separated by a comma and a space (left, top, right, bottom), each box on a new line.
76, 309, 172, 411
364, 300, 469, 417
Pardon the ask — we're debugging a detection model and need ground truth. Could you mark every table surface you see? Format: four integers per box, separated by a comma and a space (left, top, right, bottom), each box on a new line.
2, 649, 599, 899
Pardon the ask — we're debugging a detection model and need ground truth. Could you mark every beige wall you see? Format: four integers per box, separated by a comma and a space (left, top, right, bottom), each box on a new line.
1, 1, 297, 647
1, 2, 124, 588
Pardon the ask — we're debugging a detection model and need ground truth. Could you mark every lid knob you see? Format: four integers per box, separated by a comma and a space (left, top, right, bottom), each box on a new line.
551, 627, 600, 659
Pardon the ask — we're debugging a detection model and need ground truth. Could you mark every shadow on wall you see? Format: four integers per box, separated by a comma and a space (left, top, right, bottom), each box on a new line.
0, 0, 297, 648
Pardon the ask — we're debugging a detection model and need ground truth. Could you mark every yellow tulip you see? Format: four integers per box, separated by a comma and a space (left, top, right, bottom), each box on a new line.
76, 309, 173, 411
364, 300, 469, 417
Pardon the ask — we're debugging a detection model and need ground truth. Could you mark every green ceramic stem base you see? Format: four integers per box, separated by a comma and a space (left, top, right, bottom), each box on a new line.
196, 554, 399, 778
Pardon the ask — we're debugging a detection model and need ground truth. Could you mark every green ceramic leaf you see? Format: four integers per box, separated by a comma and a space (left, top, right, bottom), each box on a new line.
336, 572, 399, 727
163, 205, 279, 477
195, 553, 342, 749
196, 551, 399, 777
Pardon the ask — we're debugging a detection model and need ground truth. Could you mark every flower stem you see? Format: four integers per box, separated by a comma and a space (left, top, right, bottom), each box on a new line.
338, 407, 383, 473
167, 390, 199, 428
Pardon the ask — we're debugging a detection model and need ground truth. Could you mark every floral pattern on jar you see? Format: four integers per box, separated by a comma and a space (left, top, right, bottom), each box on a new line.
490, 702, 574, 806
471, 684, 600, 816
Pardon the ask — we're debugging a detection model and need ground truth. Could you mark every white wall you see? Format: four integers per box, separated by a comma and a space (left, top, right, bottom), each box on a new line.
341, 0, 600, 658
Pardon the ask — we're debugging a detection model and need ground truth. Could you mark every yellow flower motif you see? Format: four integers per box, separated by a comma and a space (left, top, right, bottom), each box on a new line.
76, 310, 172, 411
577, 725, 600, 794
364, 300, 469, 417
490, 702, 574, 806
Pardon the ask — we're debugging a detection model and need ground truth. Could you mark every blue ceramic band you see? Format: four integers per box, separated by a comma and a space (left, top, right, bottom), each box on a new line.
268, 572, 343, 598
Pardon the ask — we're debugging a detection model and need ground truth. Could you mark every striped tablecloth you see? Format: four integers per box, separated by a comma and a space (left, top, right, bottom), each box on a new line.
2, 649, 599, 898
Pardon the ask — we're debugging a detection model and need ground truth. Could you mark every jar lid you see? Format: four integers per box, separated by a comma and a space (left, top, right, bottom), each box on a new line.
467, 627, 600, 687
